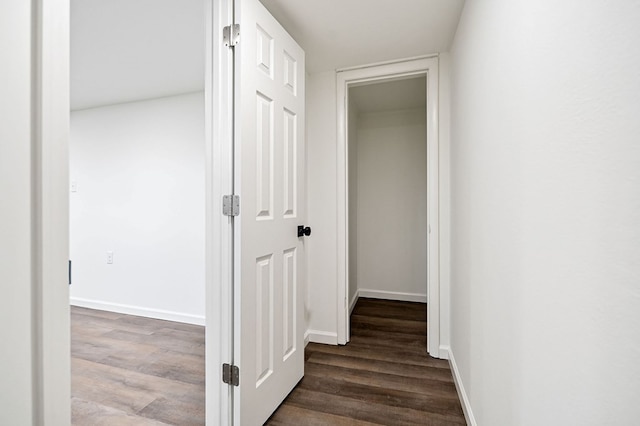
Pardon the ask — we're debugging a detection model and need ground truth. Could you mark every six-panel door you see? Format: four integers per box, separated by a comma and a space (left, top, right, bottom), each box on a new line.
235, 0, 306, 424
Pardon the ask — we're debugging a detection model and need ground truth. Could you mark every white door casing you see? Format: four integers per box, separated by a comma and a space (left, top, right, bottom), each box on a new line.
234, 0, 306, 424
29, 0, 72, 423
336, 56, 444, 358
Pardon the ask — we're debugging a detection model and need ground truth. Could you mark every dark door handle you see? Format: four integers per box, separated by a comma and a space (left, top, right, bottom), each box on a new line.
297, 225, 311, 237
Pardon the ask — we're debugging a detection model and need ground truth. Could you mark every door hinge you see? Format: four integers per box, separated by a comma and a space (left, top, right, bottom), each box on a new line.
223, 24, 240, 47
222, 363, 239, 386
222, 195, 240, 216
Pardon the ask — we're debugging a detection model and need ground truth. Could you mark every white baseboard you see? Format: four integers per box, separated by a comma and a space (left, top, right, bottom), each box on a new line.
305, 329, 338, 345
357, 288, 427, 303
70, 297, 205, 326
304, 330, 310, 347
349, 291, 359, 315
447, 347, 477, 426
437, 345, 450, 360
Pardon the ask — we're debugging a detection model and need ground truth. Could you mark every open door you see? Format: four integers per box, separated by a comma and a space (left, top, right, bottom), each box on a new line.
233, 0, 306, 424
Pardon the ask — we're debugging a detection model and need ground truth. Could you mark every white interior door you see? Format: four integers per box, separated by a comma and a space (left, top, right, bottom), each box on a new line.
233, 0, 306, 424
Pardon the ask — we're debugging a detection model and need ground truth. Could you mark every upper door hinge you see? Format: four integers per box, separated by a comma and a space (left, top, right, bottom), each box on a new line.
222, 363, 239, 386
223, 24, 240, 47
222, 195, 240, 216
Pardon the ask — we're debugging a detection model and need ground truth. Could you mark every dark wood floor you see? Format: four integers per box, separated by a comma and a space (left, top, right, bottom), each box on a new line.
71, 298, 465, 425
266, 298, 466, 425
70, 306, 205, 425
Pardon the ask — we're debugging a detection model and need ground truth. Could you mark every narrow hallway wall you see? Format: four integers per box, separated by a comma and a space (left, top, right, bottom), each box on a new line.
449, 1, 640, 424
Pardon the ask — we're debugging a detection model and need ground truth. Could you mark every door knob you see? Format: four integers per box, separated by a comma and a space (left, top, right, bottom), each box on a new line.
297, 225, 311, 237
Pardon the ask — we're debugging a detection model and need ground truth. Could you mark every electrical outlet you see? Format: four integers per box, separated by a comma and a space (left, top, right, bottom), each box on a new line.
107, 251, 114, 264
71, 181, 77, 192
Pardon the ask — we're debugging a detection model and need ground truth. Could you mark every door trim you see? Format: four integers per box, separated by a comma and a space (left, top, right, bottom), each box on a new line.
37, 0, 71, 422
336, 56, 444, 357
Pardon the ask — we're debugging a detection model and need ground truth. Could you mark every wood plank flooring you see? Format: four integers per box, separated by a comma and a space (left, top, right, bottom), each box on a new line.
70, 306, 205, 425
266, 298, 466, 425
71, 298, 465, 425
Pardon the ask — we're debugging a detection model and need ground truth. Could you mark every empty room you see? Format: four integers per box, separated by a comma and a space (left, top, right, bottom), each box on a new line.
69, 0, 206, 423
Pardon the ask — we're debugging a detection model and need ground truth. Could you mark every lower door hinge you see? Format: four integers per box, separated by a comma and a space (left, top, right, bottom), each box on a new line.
222, 195, 240, 216
222, 363, 239, 386
223, 24, 240, 47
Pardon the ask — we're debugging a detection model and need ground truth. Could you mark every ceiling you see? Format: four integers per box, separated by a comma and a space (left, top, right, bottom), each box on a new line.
71, 0, 464, 110
260, 0, 465, 73
350, 77, 426, 114
71, 0, 204, 110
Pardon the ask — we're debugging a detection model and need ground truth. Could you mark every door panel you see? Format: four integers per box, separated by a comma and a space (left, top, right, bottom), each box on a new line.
234, 0, 305, 424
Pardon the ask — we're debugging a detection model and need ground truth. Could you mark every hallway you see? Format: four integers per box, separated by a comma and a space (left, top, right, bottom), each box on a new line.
267, 298, 466, 425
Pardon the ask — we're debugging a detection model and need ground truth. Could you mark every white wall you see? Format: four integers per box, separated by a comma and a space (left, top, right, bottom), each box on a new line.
347, 95, 359, 310
306, 71, 339, 342
354, 108, 427, 300
306, 66, 450, 345
70, 92, 205, 324
449, 1, 640, 424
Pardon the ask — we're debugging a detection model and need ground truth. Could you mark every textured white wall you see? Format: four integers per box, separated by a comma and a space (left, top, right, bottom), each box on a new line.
70, 92, 205, 324
355, 109, 427, 298
449, 1, 640, 424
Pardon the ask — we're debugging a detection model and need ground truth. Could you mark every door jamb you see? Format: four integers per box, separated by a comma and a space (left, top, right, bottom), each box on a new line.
336, 56, 444, 357
206, 0, 234, 424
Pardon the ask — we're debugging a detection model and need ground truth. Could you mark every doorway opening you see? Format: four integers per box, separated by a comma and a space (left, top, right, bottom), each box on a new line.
347, 76, 428, 341
69, 0, 206, 423
336, 56, 442, 357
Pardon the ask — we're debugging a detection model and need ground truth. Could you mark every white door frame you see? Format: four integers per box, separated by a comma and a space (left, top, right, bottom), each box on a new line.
206, 0, 234, 423
336, 56, 443, 357
39, 0, 232, 424
36, 0, 72, 422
